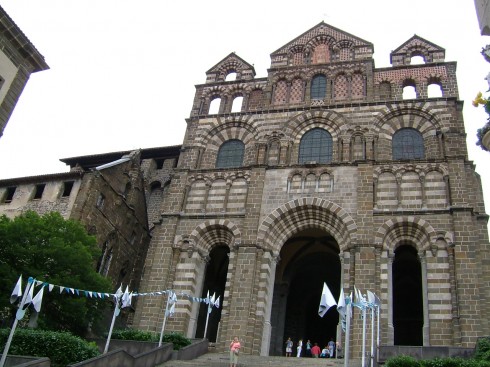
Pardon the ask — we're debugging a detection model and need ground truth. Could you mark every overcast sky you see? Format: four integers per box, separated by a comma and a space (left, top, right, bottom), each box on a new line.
1, 1, 490, 213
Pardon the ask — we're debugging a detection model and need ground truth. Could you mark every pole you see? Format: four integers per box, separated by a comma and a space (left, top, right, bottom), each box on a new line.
362, 306, 367, 367
103, 302, 120, 354
370, 306, 375, 367
376, 306, 380, 364
158, 292, 172, 347
344, 301, 351, 367
203, 303, 211, 340
0, 280, 33, 367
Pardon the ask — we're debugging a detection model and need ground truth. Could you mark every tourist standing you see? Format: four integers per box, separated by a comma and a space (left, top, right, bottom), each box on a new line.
311, 342, 321, 358
305, 339, 312, 357
229, 336, 241, 367
328, 338, 335, 358
285, 337, 293, 357
296, 339, 303, 357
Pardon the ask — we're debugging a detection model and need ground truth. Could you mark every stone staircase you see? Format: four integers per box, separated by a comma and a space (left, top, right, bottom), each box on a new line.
158, 352, 363, 367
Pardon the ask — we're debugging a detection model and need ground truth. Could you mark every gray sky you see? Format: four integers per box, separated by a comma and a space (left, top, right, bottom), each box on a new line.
1, 1, 489, 214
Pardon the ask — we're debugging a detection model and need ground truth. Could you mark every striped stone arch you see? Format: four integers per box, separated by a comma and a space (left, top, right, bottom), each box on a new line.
422, 162, 449, 177
372, 104, 442, 139
374, 216, 437, 252
202, 85, 227, 100
285, 110, 348, 143
224, 83, 248, 98
304, 34, 336, 53
256, 197, 357, 253
305, 68, 330, 79
188, 219, 242, 255
200, 116, 259, 150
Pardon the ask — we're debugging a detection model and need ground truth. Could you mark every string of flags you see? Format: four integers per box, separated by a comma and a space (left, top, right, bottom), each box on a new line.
9, 275, 221, 319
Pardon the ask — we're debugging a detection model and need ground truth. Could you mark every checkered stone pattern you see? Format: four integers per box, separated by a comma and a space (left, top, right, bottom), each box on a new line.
351, 73, 364, 99
289, 78, 304, 103
273, 80, 288, 105
334, 74, 348, 100
248, 89, 263, 110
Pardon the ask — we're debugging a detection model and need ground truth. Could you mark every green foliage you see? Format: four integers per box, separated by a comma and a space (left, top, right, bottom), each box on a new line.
385, 355, 421, 367
110, 328, 158, 342
0, 211, 112, 336
161, 332, 192, 350
0, 328, 99, 367
420, 358, 471, 367
475, 337, 490, 361
110, 329, 191, 350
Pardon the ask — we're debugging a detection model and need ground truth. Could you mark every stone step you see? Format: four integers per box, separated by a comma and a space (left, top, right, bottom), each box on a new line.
158, 352, 363, 367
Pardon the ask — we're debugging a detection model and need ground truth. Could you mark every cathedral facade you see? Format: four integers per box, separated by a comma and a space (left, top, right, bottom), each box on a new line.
132, 22, 490, 356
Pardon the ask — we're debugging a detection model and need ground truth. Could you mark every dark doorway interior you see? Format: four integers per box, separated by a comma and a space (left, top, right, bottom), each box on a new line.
393, 244, 423, 346
195, 245, 229, 341
270, 229, 340, 355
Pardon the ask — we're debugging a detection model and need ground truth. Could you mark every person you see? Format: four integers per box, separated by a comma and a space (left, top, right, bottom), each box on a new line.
305, 340, 312, 357
311, 342, 321, 358
285, 337, 293, 357
320, 346, 328, 358
229, 336, 241, 367
336, 341, 343, 358
328, 338, 335, 358
296, 339, 303, 357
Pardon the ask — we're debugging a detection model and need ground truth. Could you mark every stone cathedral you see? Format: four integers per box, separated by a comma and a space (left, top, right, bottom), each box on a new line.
131, 22, 490, 355
1, 21, 489, 358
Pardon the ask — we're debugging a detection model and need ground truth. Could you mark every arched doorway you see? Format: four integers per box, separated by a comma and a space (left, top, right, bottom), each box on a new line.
195, 245, 229, 341
269, 228, 340, 355
393, 244, 423, 345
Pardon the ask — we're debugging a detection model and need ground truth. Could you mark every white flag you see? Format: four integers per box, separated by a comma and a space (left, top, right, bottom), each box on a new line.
10, 276, 22, 304
214, 296, 220, 309
32, 287, 44, 313
337, 288, 346, 318
24, 282, 34, 309
318, 282, 337, 317
121, 286, 131, 308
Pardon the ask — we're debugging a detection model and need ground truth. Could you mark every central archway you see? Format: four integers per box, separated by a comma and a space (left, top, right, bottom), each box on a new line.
269, 228, 340, 356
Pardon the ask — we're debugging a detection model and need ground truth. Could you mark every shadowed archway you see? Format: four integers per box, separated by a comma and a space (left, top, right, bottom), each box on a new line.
269, 228, 340, 356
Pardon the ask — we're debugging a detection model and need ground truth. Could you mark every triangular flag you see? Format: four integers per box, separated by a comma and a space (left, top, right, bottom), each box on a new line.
121, 286, 131, 308
10, 276, 22, 304
59, 286, 65, 294
318, 282, 337, 317
35, 280, 43, 286
367, 290, 375, 306
32, 287, 44, 313
214, 296, 220, 309
210, 292, 216, 306
24, 282, 34, 309
167, 302, 175, 317
336, 288, 346, 318
48, 284, 54, 292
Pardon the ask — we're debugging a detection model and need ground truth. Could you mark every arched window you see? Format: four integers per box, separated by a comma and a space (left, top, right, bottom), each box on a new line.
216, 139, 245, 168
392, 128, 425, 160
299, 128, 333, 164
209, 97, 221, 114
311, 75, 327, 100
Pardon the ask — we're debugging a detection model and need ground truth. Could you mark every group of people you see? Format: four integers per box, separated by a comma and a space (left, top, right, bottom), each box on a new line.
285, 337, 341, 358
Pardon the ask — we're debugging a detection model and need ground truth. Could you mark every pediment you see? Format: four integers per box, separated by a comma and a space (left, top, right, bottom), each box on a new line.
205, 52, 256, 83
390, 35, 445, 65
270, 21, 374, 67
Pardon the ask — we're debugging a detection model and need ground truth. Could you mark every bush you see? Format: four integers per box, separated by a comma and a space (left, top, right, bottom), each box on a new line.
110, 328, 158, 342
161, 332, 191, 350
475, 337, 490, 361
0, 328, 99, 367
110, 328, 191, 350
385, 355, 421, 367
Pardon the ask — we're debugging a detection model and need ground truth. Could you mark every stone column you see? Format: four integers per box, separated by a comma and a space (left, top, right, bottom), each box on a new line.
387, 251, 395, 344
419, 251, 430, 345
447, 242, 462, 345
260, 252, 279, 356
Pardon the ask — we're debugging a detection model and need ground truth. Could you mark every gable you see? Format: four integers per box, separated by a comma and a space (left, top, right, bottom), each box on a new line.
270, 21, 374, 68
390, 35, 445, 66
205, 52, 256, 83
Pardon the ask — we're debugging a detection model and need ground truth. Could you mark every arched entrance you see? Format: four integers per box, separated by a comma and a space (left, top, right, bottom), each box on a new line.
195, 245, 229, 341
393, 244, 423, 345
269, 228, 340, 356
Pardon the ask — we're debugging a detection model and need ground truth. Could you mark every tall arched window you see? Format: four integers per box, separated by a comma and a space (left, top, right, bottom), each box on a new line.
216, 139, 245, 168
311, 75, 327, 100
299, 128, 332, 164
392, 128, 424, 160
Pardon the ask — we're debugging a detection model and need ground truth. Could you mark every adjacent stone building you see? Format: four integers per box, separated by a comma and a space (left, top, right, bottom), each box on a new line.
0, 5, 49, 138
1, 21, 489, 358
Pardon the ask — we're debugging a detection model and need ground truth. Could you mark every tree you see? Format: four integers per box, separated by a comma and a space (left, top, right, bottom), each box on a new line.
0, 211, 112, 336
